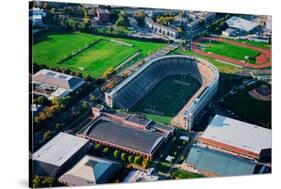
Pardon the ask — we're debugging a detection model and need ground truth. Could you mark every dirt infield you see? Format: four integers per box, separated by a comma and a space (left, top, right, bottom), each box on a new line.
192, 37, 271, 69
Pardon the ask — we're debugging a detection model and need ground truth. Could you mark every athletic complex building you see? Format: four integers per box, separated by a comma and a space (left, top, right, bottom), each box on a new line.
198, 115, 272, 160
105, 55, 219, 130
77, 106, 174, 160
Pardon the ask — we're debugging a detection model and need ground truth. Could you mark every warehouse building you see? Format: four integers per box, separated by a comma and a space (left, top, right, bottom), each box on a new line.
59, 155, 122, 186
32, 132, 91, 178
198, 115, 272, 160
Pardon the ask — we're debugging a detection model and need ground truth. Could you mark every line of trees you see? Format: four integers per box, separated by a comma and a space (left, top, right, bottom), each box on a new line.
92, 143, 151, 168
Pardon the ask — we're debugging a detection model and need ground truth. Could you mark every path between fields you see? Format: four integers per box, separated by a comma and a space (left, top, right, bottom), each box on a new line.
192, 37, 271, 69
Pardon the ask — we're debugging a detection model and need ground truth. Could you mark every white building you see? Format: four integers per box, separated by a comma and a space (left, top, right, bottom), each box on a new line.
32, 69, 85, 99
225, 16, 260, 33
198, 115, 272, 160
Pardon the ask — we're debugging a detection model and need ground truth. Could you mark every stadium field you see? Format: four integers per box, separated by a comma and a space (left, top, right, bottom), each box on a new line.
200, 40, 260, 61
131, 75, 201, 117
33, 32, 165, 77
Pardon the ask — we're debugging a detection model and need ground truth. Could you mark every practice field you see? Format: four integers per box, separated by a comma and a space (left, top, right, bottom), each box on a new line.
33, 32, 165, 77
62, 40, 139, 77
223, 81, 271, 128
201, 40, 260, 61
131, 75, 201, 117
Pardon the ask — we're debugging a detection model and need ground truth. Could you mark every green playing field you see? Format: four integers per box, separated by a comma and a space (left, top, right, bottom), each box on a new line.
131, 75, 201, 117
201, 40, 260, 61
33, 32, 165, 77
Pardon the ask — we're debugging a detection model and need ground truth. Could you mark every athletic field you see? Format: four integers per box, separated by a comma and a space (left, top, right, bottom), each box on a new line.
192, 37, 271, 69
33, 32, 165, 77
223, 81, 271, 128
200, 40, 260, 61
131, 75, 201, 118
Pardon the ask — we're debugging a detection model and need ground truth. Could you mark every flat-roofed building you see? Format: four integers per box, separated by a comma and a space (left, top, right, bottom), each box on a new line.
59, 155, 121, 186
225, 16, 259, 33
185, 145, 257, 177
32, 132, 91, 178
198, 115, 272, 160
32, 69, 85, 99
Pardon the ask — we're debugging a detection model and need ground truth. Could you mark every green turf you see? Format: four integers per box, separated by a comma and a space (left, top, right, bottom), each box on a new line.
200, 40, 260, 61
62, 40, 139, 77
33, 32, 100, 66
131, 75, 201, 117
223, 82, 271, 128
33, 32, 165, 77
172, 169, 205, 179
145, 113, 173, 125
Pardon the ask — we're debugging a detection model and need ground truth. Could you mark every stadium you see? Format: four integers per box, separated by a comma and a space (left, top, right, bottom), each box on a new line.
105, 55, 219, 130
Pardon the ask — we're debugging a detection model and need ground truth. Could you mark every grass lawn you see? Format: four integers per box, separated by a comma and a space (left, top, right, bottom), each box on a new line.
62, 40, 139, 77
172, 169, 205, 179
201, 40, 260, 60
145, 113, 173, 125
170, 49, 241, 73
131, 75, 201, 117
33, 32, 100, 67
33, 32, 165, 77
227, 38, 271, 50
157, 162, 172, 173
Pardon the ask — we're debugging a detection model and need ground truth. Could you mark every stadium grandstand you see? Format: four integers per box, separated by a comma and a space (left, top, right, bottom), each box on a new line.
105, 55, 219, 130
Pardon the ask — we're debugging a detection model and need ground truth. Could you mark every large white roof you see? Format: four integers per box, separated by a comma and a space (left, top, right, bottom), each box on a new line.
201, 115, 271, 154
33, 132, 89, 166
225, 16, 259, 32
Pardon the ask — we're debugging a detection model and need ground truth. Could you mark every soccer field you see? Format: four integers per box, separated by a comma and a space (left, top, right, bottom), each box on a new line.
201, 40, 260, 60
62, 40, 139, 77
33, 32, 165, 77
131, 75, 201, 117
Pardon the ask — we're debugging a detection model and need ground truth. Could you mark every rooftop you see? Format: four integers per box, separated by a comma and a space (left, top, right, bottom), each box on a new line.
185, 145, 256, 176
33, 69, 85, 90
201, 115, 272, 154
225, 16, 259, 32
59, 155, 121, 185
80, 117, 164, 154
33, 132, 89, 167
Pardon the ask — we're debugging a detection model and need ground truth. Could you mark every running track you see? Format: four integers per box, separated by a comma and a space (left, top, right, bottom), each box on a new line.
192, 37, 271, 69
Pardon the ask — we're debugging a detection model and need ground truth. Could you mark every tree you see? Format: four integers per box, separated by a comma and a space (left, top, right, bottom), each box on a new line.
89, 95, 96, 102
50, 8, 56, 14
55, 123, 61, 129
43, 130, 51, 141
134, 156, 142, 165
121, 152, 127, 161
103, 147, 110, 154
32, 176, 59, 188
115, 14, 128, 27
34, 116, 40, 124
94, 143, 102, 151
128, 155, 134, 163
113, 150, 120, 159
142, 158, 150, 168
82, 101, 89, 109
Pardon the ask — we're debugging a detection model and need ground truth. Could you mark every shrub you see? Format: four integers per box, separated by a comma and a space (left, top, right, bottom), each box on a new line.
114, 150, 120, 159
121, 152, 127, 161
128, 155, 134, 163
134, 156, 142, 165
